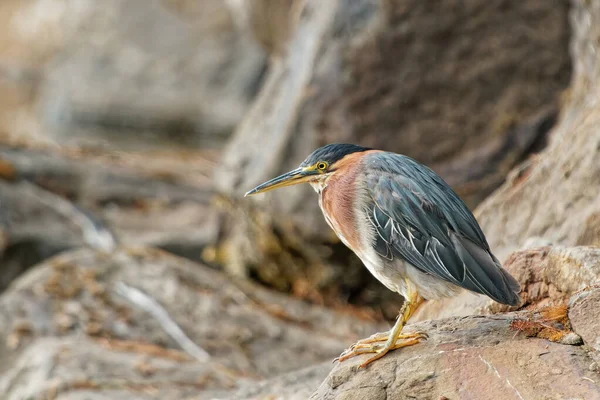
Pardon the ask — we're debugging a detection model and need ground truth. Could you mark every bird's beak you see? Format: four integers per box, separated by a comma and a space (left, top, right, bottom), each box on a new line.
245, 167, 315, 197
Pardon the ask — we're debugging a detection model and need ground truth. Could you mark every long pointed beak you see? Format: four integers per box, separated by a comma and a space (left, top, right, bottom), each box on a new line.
245, 167, 314, 197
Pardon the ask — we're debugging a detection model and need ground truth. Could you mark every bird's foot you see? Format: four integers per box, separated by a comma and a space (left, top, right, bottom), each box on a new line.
334, 331, 427, 368
348, 330, 428, 347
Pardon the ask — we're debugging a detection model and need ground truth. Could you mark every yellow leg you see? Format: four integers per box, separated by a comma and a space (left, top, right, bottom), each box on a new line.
336, 281, 425, 368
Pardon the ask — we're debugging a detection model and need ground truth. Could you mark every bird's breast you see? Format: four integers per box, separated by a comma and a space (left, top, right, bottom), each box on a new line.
319, 160, 364, 252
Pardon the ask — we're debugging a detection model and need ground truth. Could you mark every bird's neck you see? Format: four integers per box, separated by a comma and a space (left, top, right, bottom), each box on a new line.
310, 177, 329, 194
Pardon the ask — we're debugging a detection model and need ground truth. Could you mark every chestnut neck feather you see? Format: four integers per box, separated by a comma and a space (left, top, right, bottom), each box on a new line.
320, 151, 371, 251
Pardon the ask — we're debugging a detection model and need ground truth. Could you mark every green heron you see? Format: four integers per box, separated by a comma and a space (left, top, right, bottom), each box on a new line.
245, 144, 521, 368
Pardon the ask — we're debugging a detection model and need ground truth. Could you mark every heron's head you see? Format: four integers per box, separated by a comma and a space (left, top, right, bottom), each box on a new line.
245, 143, 371, 196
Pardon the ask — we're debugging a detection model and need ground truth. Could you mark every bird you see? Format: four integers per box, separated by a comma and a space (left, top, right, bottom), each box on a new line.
245, 143, 521, 368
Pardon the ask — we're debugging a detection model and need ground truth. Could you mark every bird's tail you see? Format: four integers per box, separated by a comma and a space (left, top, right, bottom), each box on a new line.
453, 234, 521, 306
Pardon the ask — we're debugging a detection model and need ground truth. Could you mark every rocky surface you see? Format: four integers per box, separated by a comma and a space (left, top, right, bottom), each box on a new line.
570, 285, 600, 362
0, 146, 217, 291
311, 310, 600, 400
414, 246, 600, 323
0, 248, 386, 399
223, 362, 334, 400
415, 0, 600, 323
3, 246, 600, 399
0, 0, 267, 149
474, 0, 600, 262
309, 242, 600, 399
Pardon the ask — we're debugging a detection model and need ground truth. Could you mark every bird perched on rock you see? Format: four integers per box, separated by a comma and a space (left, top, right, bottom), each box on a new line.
245, 144, 521, 367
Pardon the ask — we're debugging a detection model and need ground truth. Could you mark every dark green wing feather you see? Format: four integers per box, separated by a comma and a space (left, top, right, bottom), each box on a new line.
364, 153, 520, 306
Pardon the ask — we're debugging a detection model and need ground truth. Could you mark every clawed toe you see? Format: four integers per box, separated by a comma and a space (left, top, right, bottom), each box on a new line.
359, 337, 423, 368
411, 331, 428, 340
334, 331, 427, 366
350, 331, 390, 347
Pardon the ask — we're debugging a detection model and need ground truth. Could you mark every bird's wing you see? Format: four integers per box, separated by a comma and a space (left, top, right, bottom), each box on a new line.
365, 153, 520, 305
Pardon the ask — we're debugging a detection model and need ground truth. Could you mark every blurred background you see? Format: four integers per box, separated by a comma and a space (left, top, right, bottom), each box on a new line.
2, 0, 599, 399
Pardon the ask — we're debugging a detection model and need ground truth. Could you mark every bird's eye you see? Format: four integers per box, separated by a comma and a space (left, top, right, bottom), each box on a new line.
316, 162, 328, 171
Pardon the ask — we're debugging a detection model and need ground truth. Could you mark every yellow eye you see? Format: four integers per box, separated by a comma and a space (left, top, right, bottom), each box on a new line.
316, 162, 328, 171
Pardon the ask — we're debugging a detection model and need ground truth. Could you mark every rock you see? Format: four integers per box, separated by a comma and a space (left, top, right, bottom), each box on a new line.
475, 0, 600, 263
0, 0, 267, 150
570, 285, 600, 356
0, 180, 81, 290
311, 314, 600, 400
219, 362, 333, 400
0, 336, 236, 400
0, 247, 387, 399
5, 247, 598, 399
414, 246, 600, 322
412, 0, 600, 323
213, 0, 571, 310
0, 147, 216, 288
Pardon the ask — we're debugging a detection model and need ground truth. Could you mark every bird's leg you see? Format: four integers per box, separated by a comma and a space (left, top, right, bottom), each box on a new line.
343, 287, 426, 349
336, 283, 425, 368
